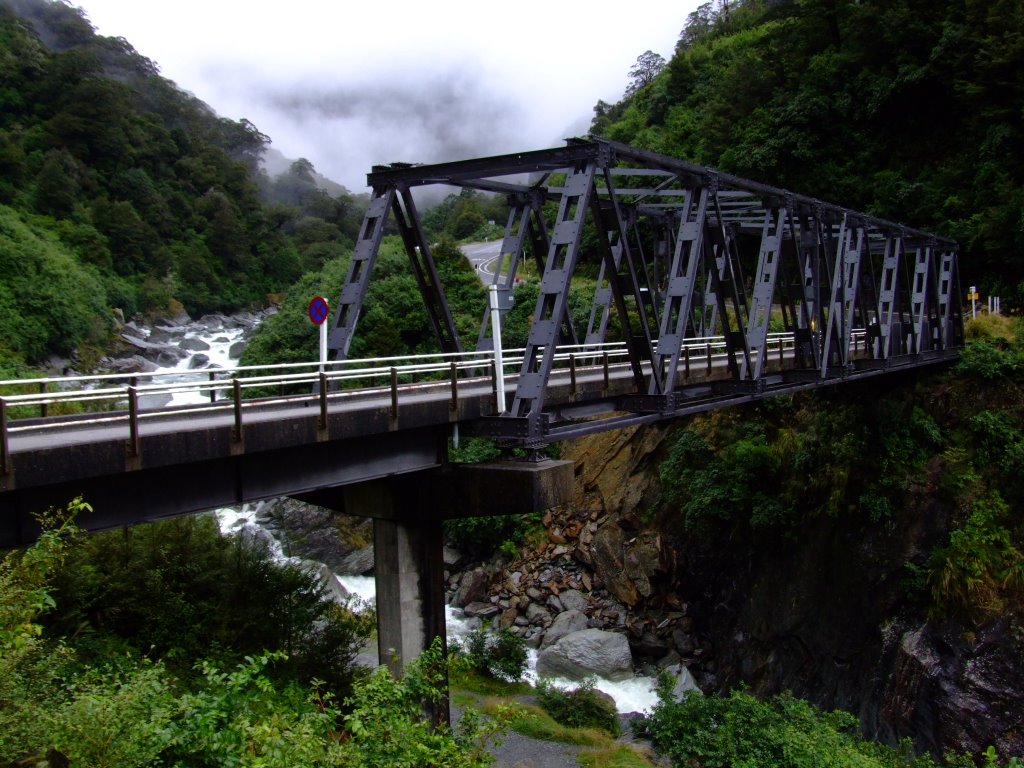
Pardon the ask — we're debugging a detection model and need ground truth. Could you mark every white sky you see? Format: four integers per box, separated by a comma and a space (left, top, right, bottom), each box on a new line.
72, 0, 700, 192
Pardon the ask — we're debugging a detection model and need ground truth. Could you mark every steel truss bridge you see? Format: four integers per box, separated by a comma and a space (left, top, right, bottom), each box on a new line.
331, 136, 963, 444
0, 138, 962, 545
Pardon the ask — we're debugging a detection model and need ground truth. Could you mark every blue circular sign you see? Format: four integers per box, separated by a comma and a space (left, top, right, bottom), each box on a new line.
308, 296, 329, 325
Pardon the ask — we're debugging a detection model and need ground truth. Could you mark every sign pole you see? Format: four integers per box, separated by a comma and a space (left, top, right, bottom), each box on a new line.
319, 320, 327, 374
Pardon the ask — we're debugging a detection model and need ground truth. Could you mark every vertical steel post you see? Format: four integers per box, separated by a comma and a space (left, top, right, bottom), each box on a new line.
0, 398, 9, 477
489, 285, 506, 414
127, 386, 140, 457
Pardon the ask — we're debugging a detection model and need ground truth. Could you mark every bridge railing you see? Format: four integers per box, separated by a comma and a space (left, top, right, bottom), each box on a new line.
0, 330, 869, 456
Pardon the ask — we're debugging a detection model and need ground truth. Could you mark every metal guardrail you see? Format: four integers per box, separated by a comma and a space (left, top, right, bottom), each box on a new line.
0, 331, 866, 471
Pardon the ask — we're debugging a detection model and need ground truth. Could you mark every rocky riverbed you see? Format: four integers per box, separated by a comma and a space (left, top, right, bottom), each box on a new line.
99, 306, 274, 379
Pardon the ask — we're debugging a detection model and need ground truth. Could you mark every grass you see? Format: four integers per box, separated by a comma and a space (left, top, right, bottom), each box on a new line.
579, 744, 659, 768
450, 667, 534, 698
450, 669, 658, 766
479, 699, 610, 747
965, 312, 1021, 342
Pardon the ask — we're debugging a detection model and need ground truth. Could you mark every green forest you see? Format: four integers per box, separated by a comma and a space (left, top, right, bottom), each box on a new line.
594, 0, 1023, 302
2, 0, 1024, 765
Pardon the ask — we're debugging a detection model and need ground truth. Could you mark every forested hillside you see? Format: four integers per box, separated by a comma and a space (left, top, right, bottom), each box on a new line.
594, 0, 1023, 301
0, 0, 371, 371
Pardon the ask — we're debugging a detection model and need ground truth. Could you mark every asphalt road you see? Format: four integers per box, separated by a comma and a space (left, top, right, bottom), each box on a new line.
460, 240, 503, 282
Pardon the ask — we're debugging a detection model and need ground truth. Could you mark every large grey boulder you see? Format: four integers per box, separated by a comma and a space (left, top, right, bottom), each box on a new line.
541, 609, 590, 649
451, 567, 491, 608
337, 545, 374, 575
535, 628, 634, 681
558, 588, 588, 613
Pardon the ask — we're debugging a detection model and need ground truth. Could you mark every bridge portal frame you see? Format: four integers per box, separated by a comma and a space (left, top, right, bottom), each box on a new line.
331, 137, 962, 445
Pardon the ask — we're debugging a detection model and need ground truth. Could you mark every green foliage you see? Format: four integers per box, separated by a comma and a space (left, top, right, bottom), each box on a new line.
1, 505, 503, 768
0, 1, 342, 357
456, 627, 528, 683
641, 686, 945, 768
338, 637, 502, 767
45, 513, 374, 697
535, 677, 622, 737
955, 338, 1024, 380
165, 653, 339, 767
0, 205, 111, 362
928, 491, 1024, 622
242, 236, 486, 370
592, 0, 1024, 306
578, 744, 656, 768
444, 513, 539, 559
421, 189, 508, 242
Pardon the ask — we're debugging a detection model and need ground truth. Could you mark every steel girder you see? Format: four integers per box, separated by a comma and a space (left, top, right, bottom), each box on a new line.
335, 138, 961, 444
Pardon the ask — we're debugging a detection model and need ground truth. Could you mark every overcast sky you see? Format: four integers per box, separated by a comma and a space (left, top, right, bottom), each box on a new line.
72, 0, 700, 192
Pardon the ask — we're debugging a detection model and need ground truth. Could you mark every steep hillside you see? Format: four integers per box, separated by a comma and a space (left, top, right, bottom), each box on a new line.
0, 0, 372, 370
551, 318, 1024, 757
594, 0, 1024, 301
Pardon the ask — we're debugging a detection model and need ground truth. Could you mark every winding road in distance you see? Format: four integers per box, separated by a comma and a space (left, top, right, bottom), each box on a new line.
460, 240, 503, 283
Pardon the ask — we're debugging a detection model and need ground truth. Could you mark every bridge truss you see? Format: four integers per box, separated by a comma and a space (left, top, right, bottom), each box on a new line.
330, 138, 962, 446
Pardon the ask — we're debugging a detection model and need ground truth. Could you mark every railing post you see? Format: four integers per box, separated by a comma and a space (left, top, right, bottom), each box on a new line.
490, 361, 500, 413
684, 345, 690, 380
602, 352, 609, 392
569, 354, 577, 398
127, 386, 140, 458
208, 371, 217, 402
231, 379, 243, 443
0, 398, 9, 477
778, 337, 784, 366
449, 362, 458, 413
390, 368, 399, 421
318, 372, 328, 431
706, 343, 713, 375
38, 381, 47, 418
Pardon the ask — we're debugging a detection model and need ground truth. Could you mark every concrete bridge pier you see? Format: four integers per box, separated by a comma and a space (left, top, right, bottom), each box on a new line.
341, 477, 449, 724
331, 459, 575, 725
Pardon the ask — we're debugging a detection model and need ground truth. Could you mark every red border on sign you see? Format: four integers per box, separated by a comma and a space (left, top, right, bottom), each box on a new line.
308, 296, 329, 325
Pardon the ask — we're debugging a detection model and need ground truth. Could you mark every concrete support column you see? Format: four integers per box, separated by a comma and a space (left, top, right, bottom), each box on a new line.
373, 515, 447, 674
345, 478, 449, 726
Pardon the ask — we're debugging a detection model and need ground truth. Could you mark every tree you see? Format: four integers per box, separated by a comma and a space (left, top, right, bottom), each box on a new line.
626, 50, 667, 96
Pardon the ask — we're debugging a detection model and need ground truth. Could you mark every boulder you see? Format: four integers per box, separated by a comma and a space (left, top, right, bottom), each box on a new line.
229, 341, 246, 359
590, 524, 665, 606
338, 545, 374, 575
463, 601, 500, 618
591, 524, 638, 606
451, 567, 491, 608
181, 337, 211, 352
558, 588, 588, 613
526, 603, 552, 627
443, 545, 463, 568
101, 355, 158, 375
541, 609, 590, 649
535, 628, 634, 681
673, 630, 696, 656
188, 353, 211, 369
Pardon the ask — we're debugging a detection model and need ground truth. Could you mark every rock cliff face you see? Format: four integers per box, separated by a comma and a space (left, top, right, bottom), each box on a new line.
549, 422, 1024, 758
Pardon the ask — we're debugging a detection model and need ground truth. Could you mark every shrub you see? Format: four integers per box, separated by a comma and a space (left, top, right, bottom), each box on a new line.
641, 685, 944, 768
445, 512, 540, 558
458, 626, 528, 683
928, 492, 1024, 623
535, 677, 622, 737
45, 513, 374, 696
